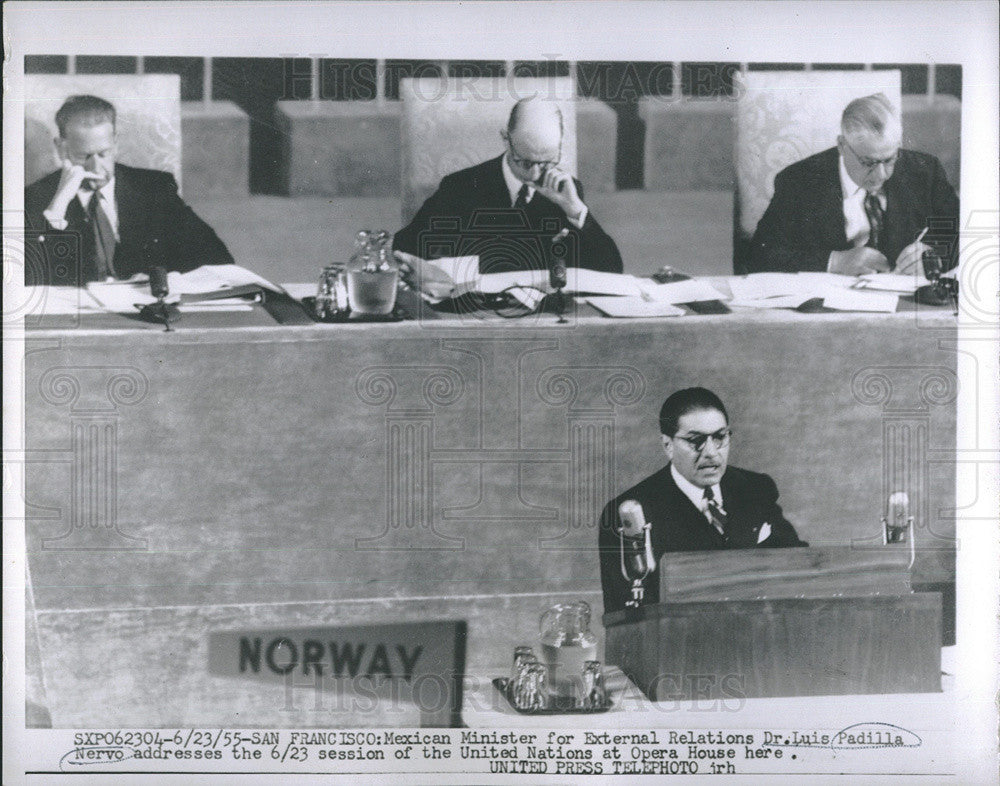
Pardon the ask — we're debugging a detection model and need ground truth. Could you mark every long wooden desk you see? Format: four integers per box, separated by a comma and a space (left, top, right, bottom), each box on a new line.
21, 302, 957, 726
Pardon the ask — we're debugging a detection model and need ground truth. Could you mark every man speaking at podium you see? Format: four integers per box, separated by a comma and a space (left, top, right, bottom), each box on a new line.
24, 94, 234, 286
393, 96, 623, 298
598, 388, 806, 614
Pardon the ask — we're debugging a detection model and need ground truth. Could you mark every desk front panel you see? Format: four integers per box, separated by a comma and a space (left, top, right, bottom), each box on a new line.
24, 312, 957, 724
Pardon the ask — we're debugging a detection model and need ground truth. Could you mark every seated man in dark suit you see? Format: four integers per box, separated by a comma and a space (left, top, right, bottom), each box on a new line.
24, 94, 233, 286
394, 96, 623, 297
598, 387, 806, 614
749, 93, 959, 276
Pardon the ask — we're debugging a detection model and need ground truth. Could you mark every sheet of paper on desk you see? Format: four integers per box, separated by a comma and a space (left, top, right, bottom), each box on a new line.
795, 271, 857, 291
279, 282, 319, 300
564, 269, 644, 296
87, 280, 164, 310
473, 269, 547, 294
178, 298, 254, 312
638, 278, 725, 303
729, 272, 854, 302
167, 264, 285, 294
729, 294, 814, 309
854, 272, 931, 293
586, 296, 685, 318
425, 256, 480, 285
822, 289, 899, 312
87, 265, 282, 311
22, 286, 104, 315
729, 273, 803, 300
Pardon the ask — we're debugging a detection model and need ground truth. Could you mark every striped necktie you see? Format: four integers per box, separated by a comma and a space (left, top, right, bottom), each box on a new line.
703, 487, 728, 538
88, 189, 117, 280
863, 192, 884, 255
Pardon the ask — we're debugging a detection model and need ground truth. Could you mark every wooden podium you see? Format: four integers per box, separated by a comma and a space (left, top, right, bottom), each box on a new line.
603, 547, 942, 700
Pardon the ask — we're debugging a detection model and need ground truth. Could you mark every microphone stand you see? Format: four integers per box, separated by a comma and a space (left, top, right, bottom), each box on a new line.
138, 266, 180, 331
619, 522, 654, 608
550, 229, 569, 324
914, 250, 958, 314
882, 492, 916, 569
552, 276, 567, 324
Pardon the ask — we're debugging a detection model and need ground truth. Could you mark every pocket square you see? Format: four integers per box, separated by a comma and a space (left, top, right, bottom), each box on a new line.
756, 522, 772, 544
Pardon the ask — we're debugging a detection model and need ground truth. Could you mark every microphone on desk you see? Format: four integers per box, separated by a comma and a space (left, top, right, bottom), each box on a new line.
549, 229, 569, 323
914, 248, 958, 311
150, 265, 169, 299
138, 266, 181, 330
618, 499, 655, 607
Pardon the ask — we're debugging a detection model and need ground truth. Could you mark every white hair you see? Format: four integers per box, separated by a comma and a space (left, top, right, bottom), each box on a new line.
841, 93, 902, 146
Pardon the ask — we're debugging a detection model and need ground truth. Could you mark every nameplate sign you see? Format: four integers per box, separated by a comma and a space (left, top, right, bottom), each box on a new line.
208, 620, 466, 726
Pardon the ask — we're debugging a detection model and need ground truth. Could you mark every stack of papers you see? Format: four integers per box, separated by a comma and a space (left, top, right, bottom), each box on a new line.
585, 297, 685, 318
854, 272, 931, 293
424, 257, 724, 316
87, 265, 281, 312
635, 278, 725, 304
727, 272, 899, 312
822, 289, 899, 313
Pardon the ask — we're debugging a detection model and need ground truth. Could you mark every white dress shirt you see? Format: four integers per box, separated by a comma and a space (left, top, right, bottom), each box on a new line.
670, 463, 723, 527
838, 153, 885, 249
43, 179, 120, 240
500, 154, 587, 228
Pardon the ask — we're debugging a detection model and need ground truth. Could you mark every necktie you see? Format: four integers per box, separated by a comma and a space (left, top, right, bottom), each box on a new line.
514, 183, 530, 210
88, 190, 117, 280
863, 192, 884, 254
703, 487, 728, 538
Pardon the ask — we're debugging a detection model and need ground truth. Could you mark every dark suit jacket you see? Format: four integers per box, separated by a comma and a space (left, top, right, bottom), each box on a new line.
24, 163, 233, 286
393, 155, 623, 274
598, 464, 806, 614
748, 147, 959, 273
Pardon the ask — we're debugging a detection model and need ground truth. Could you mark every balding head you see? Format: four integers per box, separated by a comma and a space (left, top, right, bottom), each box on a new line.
502, 97, 564, 184
508, 97, 563, 145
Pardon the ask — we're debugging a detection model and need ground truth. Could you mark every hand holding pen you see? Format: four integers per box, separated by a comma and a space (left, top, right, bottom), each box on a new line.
894, 227, 931, 274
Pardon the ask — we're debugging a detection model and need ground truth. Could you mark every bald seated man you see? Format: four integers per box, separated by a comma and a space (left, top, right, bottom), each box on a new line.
749, 92, 959, 276
394, 97, 623, 297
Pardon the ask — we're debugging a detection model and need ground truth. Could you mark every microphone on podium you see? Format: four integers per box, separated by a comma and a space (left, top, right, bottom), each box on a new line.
882, 491, 915, 568
618, 499, 655, 608
139, 266, 181, 330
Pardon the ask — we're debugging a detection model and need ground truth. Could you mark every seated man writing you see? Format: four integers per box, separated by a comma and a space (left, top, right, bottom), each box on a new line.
393, 96, 623, 298
598, 387, 806, 614
24, 94, 234, 286
749, 93, 959, 276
